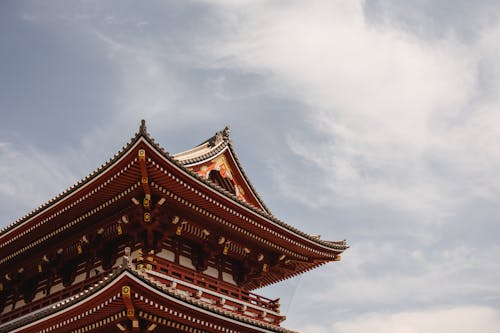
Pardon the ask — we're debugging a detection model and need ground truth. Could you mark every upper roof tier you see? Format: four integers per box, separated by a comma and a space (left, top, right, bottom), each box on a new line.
0, 121, 348, 281
173, 126, 271, 214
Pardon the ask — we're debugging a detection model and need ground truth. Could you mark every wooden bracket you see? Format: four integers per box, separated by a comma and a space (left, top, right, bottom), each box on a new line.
122, 285, 140, 332
138, 149, 151, 200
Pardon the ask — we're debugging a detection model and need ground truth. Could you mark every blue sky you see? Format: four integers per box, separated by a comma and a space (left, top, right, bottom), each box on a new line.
1, 1, 500, 332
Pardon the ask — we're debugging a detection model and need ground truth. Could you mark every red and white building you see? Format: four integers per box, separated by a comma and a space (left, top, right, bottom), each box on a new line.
0, 121, 348, 333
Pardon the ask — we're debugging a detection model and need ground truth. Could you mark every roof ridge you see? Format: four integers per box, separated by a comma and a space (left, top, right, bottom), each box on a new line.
172, 126, 230, 161
0, 124, 147, 240
0, 121, 348, 252
224, 139, 272, 214
133, 125, 347, 249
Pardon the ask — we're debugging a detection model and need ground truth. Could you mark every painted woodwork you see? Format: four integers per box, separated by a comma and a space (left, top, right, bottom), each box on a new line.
0, 121, 347, 332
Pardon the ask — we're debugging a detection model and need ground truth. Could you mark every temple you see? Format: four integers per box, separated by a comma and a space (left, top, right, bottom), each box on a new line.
0, 121, 348, 333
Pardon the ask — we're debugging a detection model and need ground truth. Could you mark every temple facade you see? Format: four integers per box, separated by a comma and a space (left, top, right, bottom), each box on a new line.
0, 121, 348, 333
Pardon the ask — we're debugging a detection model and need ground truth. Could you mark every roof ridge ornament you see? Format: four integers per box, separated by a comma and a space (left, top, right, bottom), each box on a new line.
222, 125, 230, 140
211, 125, 231, 147
139, 119, 147, 135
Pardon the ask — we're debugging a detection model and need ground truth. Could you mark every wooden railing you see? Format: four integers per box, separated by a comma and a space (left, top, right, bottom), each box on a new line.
0, 256, 284, 326
142, 256, 283, 324
0, 272, 109, 324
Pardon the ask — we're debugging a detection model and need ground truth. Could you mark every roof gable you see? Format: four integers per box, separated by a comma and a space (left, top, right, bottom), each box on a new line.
173, 127, 271, 214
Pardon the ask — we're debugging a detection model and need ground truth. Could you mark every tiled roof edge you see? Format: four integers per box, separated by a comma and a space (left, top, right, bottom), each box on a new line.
0, 266, 128, 333
0, 128, 144, 240
140, 130, 348, 252
0, 263, 298, 333
128, 266, 298, 333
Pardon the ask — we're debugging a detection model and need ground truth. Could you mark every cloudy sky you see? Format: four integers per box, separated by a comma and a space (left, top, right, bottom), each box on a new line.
1, 1, 500, 332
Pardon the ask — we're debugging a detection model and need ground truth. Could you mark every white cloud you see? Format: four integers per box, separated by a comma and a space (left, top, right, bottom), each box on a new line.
0, 142, 78, 224
327, 306, 500, 333
93, 30, 183, 122
203, 0, 500, 222
279, 241, 500, 326
92, 28, 225, 135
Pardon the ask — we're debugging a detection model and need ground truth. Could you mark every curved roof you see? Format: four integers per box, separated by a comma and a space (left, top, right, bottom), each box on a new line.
173, 126, 272, 214
0, 264, 297, 333
0, 121, 348, 256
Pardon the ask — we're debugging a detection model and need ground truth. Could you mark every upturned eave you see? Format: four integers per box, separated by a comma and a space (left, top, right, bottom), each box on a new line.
0, 264, 299, 333
0, 121, 348, 263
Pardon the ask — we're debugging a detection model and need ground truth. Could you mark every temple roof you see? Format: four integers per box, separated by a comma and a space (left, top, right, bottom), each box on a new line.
173, 125, 271, 213
0, 120, 347, 253
0, 263, 298, 333
0, 121, 347, 286
173, 126, 232, 164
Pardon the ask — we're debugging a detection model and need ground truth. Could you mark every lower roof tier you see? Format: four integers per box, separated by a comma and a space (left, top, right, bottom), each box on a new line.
0, 262, 298, 333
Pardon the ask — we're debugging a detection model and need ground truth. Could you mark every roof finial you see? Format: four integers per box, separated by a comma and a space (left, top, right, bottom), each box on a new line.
222, 125, 230, 139
213, 132, 223, 146
212, 125, 231, 146
139, 119, 147, 135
